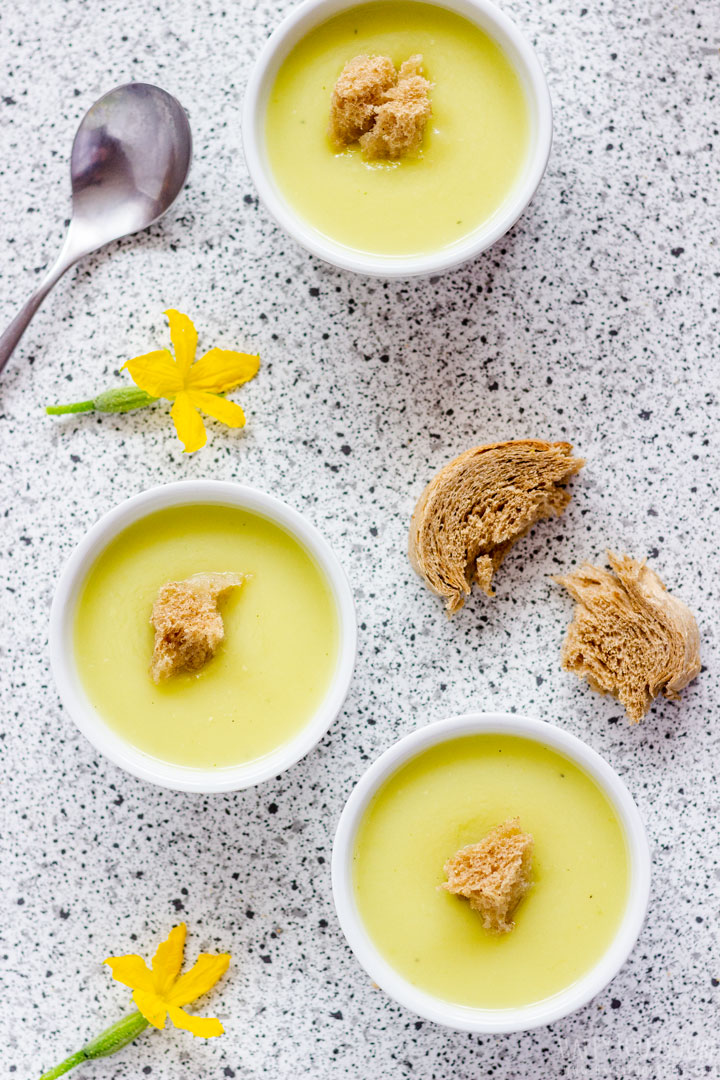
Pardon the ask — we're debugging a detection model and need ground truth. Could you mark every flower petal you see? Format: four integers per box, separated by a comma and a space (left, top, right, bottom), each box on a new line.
189, 391, 246, 429
132, 988, 168, 1030
170, 392, 207, 453
122, 350, 183, 398
187, 348, 260, 393
104, 954, 155, 993
167, 1005, 224, 1039
151, 924, 186, 997
166, 953, 231, 1007
165, 309, 197, 377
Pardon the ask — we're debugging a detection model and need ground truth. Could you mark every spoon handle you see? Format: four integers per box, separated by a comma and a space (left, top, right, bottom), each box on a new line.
0, 245, 77, 375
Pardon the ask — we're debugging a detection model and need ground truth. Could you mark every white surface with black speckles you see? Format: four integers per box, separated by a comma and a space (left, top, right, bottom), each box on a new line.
1, 0, 719, 1077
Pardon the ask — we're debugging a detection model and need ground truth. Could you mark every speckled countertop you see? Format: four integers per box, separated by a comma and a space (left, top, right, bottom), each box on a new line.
1, 0, 719, 1077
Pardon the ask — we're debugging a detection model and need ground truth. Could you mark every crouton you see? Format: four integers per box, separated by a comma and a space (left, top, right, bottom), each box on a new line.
441, 818, 534, 934
149, 572, 244, 683
328, 54, 397, 146
329, 53, 432, 159
359, 55, 432, 159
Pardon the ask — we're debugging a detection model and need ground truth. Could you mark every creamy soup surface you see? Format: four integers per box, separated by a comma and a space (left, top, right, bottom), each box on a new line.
74, 504, 339, 769
353, 734, 629, 1008
266, 1, 530, 256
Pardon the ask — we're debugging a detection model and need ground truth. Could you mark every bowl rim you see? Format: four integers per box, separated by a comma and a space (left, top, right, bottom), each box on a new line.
331, 711, 651, 1032
49, 480, 357, 793
241, 0, 553, 278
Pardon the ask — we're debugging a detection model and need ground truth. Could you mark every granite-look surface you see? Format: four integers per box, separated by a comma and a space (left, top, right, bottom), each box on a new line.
1, 0, 718, 1077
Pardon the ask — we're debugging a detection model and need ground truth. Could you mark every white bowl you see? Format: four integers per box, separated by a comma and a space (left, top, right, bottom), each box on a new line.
49, 481, 357, 793
242, 0, 553, 278
332, 712, 651, 1032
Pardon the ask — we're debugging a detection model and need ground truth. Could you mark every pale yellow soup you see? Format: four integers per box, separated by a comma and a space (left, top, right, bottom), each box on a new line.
265, 1, 530, 256
74, 505, 339, 770
353, 735, 629, 1008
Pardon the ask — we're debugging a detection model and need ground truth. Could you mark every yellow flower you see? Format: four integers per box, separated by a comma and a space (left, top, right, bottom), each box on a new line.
104, 923, 230, 1038
123, 309, 260, 453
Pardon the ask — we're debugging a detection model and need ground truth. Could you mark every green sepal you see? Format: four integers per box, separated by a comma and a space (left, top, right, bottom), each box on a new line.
37, 1011, 150, 1080
82, 1010, 150, 1058
46, 388, 158, 415
91, 388, 158, 413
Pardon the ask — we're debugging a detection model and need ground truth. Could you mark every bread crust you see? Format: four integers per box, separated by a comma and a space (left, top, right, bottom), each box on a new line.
409, 439, 584, 614
555, 552, 701, 722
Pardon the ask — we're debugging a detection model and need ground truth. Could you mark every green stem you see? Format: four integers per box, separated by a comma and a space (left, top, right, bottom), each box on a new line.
37, 1050, 86, 1079
38, 1011, 150, 1080
46, 400, 96, 415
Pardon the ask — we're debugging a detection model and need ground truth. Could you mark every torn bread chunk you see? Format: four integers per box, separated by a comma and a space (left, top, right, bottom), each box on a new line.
359, 55, 432, 159
408, 439, 584, 614
555, 552, 701, 723
441, 819, 534, 934
329, 53, 432, 158
328, 54, 397, 146
149, 572, 244, 684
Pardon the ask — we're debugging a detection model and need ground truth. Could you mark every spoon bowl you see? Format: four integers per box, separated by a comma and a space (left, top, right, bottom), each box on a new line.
0, 82, 192, 373
68, 83, 192, 254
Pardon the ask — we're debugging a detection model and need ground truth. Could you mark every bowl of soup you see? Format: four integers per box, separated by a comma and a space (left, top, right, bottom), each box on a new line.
243, 0, 552, 277
332, 712, 650, 1031
50, 481, 356, 791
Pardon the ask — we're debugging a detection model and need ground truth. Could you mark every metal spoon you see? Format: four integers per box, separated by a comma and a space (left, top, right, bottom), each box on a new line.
0, 82, 192, 374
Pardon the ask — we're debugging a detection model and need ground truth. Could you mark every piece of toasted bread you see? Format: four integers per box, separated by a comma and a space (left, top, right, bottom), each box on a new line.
328, 54, 397, 147
409, 439, 584, 614
149, 571, 244, 683
441, 818, 534, 934
329, 53, 431, 159
358, 55, 431, 159
555, 552, 701, 722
